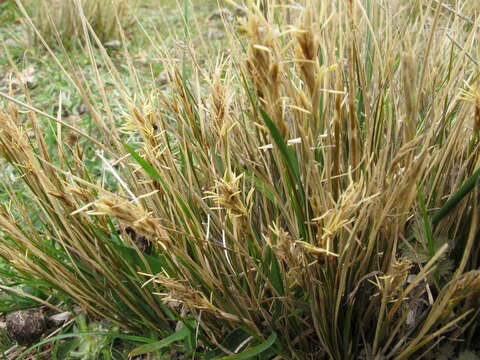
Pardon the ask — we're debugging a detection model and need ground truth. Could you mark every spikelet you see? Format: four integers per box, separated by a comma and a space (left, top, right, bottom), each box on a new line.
90, 195, 170, 249
385, 259, 413, 299
148, 274, 255, 326
266, 224, 307, 284
0, 110, 33, 166
311, 175, 375, 257
459, 83, 480, 133
206, 62, 235, 142
205, 169, 253, 218
122, 97, 161, 148
239, 12, 288, 137
294, 5, 320, 109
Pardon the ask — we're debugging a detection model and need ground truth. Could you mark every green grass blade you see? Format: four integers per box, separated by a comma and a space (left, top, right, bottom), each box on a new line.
418, 187, 435, 258
216, 332, 277, 360
432, 167, 480, 224
124, 144, 167, 189
129, 325, 190, 356
260, 109, 308, 239
260, 110, 301, 183
204, 329, 252, 359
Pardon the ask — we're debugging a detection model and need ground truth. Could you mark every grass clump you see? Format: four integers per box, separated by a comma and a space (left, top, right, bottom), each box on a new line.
20, 0, 137, 46
0, 0, 480, 358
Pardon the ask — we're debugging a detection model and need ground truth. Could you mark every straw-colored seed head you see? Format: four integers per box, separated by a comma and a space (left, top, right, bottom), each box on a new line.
150, 274, 253, 325
206, 170, 251, 217
240, 13, 288, 137
460, 84, 480, 133
91, 195, 170, 248
386, 259, 412, 297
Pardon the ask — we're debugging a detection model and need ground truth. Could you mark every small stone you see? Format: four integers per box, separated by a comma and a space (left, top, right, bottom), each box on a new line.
6, 309, 47, 345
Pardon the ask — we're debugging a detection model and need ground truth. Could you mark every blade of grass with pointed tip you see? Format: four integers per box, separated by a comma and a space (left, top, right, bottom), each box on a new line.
129, 325, 191, 356
432, 167, 480, 225
260, 109, 308, 239
216, 332, 277, 360
124, 144, 167, 188
204, 329, 251, 359
418, 187, 435, 258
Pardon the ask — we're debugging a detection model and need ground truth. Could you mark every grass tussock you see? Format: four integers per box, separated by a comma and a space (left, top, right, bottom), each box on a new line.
20, 0, 136, 46
0, 0, 479, 358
